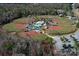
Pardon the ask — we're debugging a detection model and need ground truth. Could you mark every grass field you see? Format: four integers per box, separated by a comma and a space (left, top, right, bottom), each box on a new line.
3, 23, 21, 32
47, 16, 77, 35
3, 17, 29, 32
32, 34, 53, 43
3, 16, 77, 36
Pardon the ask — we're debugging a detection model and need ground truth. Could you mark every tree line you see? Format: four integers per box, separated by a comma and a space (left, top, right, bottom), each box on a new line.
0, 3, 72, 25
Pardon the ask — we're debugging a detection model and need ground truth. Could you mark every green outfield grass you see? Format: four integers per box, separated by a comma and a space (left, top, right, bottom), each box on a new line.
3, 23, 21, 32
48, 16, 77, 35
3, 17, 28, 32
32, 34, 53, 43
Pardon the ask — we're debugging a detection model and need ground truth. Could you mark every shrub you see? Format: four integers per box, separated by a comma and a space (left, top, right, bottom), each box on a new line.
76, 22, 79, 28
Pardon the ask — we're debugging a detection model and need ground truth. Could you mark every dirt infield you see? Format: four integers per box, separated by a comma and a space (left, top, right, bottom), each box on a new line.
15, 23, 41, 38
52, 19, 60, 23
48, 26, 62, 30
15, 18, 62, 38
16, 24, 26, 30
18, 31, 40, 38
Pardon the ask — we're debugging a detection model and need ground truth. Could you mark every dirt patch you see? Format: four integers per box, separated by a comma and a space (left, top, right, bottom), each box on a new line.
52, 19, 60, 23
15, 24, 26, 30
48, 26, 62, 30
18, 31, 40, 39
15, 22, 41, 39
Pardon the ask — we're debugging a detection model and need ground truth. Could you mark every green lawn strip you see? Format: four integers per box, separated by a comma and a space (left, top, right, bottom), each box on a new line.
32, 34, 53, 43
32, 34, 47, 41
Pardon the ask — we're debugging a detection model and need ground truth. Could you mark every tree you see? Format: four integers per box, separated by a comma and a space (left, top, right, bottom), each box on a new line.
76, 22, 79, 28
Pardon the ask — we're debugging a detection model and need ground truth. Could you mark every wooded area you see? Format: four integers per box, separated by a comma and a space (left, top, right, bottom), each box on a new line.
0, 3, 73, 25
